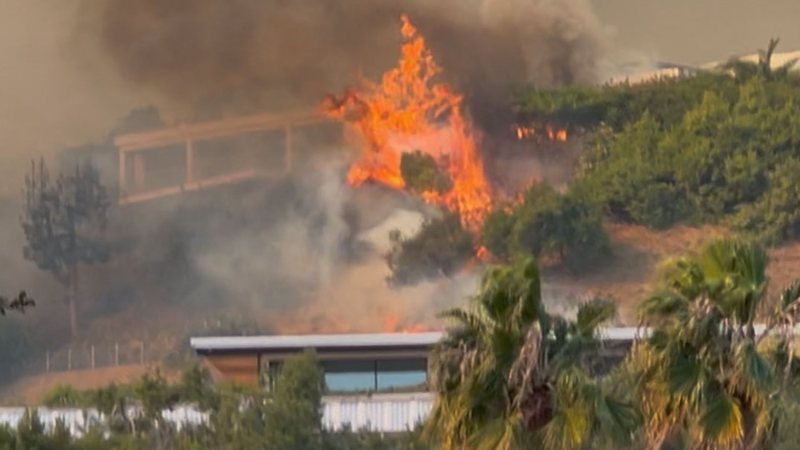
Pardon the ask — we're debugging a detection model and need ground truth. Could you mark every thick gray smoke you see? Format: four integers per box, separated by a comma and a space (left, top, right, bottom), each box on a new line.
56, 0, 610, 335
80, 0, 608, 124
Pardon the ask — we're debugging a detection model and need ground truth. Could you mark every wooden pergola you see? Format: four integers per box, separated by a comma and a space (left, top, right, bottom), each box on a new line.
114, 109, 337, 205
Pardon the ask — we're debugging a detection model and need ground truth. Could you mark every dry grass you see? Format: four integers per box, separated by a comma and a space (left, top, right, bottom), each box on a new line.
545, 223, 800, 324
0, 364, 180, 406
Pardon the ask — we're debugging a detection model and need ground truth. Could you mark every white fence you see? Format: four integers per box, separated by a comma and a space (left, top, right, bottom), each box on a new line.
0, 392, 434, 435
323, 392, 433, 432
0, 405, 206, 436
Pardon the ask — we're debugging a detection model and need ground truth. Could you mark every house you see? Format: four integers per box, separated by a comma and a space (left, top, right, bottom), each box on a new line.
190, 329, 646, 391
190, 332, 440, 393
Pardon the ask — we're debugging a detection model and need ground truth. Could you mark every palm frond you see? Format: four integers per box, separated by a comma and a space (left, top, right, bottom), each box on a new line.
666, 346, 704, 396
698, 387, 744, 447
733, 341, 772, 395
575, 297, 616, 337
638, 292, 690, 322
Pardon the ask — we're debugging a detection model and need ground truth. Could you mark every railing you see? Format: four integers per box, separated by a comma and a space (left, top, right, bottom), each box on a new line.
114, 109, 339, 205
42, 341, 167, 374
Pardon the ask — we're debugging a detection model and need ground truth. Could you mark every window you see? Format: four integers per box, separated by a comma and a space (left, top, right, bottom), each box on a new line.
376, 358, 427, 391
322, 360, 375, 392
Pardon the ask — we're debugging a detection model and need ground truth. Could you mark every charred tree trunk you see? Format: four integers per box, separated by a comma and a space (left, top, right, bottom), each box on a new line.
67, 265, 79, 337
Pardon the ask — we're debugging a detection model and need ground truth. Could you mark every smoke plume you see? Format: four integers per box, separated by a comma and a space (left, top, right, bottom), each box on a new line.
80, 0, 608, 124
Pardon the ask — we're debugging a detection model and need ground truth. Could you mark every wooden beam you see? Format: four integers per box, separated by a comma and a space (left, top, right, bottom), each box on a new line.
118, 169, 263, 205
115, 109, 327, 153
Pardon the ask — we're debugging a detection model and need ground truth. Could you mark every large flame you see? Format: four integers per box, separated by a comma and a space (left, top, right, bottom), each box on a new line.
324, 14, 492, 227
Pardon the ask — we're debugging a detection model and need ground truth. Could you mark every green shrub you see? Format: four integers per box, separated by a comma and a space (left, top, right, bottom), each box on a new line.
400, 151, 452, 194
557, 73, 800, 243
482, 184, 609, 268
386, 213, 474, 286
42, 384, 91, 408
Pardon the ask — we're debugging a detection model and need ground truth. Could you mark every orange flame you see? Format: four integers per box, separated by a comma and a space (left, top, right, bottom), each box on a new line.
514, 125, 536, 140
514, 124, 567, 142
324, 14, 492, 227
382, 313, 429, 333
547, 126, 568, 142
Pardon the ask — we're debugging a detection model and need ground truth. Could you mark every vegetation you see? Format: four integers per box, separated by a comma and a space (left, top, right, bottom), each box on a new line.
0, 291, 34, 316
482, 184, 609, 268
516, 41, 800, 245
400, 151, 452, 195
5, 239, 800, 449
426, 258, 635, 450
626, 239, 800, 449
6, 355, 427, 450
22, 159, 111, 336
386, 212, 474, 286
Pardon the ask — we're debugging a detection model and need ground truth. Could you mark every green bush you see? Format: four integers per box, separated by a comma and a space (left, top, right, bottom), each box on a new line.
386, 213, 474, 286
400, 151, 452, 194
42, 384, 91, 408
555, 74, 800, 243
482, 184, 609, 268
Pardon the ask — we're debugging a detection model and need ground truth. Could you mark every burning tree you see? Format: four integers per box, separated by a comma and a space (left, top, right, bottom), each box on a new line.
324, 14, 492, 228
21, 159, 111, 336
400, 150, 453, 195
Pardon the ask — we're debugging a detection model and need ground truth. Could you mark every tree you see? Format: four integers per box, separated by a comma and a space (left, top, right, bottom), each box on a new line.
264, 349, 326, 450
482, 184, 609, 267
722, 38, 798, 82
21, 158, 111, 336
386, 212, 474, 286
425, 258, 637, 450
134, 369, 179, 429
400, 151, 452, 195
0, 291, 34, 316
629, 238, 800, 449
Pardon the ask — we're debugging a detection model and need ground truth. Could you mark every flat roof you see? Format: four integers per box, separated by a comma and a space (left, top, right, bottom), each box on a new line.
191, 332, 444, 353
190, 327, 655, 353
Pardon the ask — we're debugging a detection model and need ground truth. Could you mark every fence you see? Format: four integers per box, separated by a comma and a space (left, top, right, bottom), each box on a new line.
0, 392, 435, 435
42, 341, 167, 373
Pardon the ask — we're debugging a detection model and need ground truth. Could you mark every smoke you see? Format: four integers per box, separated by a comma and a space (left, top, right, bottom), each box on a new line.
79, 0, 609, 123
10, 0, 611, 338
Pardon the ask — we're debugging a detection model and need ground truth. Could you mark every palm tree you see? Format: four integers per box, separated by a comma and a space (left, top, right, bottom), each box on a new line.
629, 238, 800, 449
722, 38, 798, 82
425, 258, 637, 450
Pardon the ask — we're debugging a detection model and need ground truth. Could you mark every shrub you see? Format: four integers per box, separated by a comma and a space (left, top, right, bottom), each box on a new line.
400, 151, 452, 194
482, 184, 610, 268
386, 213, 474, 286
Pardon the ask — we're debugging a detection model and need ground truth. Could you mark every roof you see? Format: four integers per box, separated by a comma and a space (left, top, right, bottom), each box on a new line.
190, 328, 652, 353
190, 332, 444, 353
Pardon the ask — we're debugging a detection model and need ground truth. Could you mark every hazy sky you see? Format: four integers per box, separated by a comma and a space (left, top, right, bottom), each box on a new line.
594, 0, 800, 64
0, 0, 799, 192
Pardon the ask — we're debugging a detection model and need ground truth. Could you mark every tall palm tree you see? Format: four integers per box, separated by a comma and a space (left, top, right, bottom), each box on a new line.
630, 238, 800, 449
425, 258, 637, 450
722, 38, 798, 82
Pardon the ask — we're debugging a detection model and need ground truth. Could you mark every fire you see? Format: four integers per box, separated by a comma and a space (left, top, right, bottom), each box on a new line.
514, 124, 568, 142
547, 126, 568, 142
515, 125, 536, 140
324, 14, 492, 227
382, 313, 429, 333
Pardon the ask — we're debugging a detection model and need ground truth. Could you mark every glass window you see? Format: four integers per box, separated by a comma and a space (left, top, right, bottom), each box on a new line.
376, 358, 427, 391
322, 360, 375, 392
